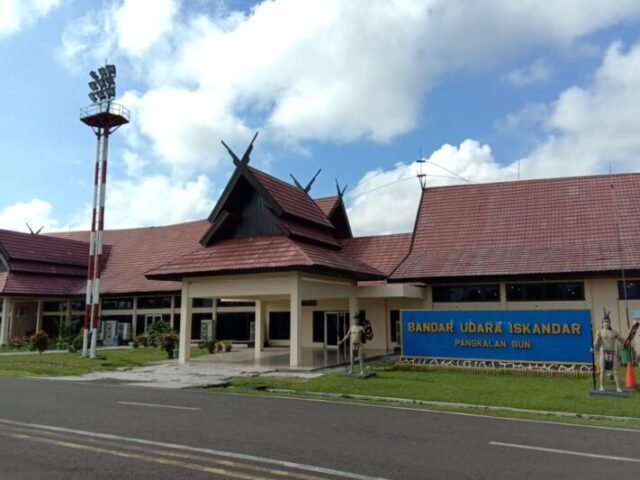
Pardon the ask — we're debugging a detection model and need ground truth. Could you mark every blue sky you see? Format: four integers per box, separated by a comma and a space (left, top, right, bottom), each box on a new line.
2, 0, 640, 236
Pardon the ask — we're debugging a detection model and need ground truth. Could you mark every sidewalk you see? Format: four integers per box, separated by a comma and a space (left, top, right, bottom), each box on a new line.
45, 348, 329, 389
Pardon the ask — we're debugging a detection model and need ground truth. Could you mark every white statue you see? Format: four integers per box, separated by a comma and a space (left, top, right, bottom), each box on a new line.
593, 309, 624, 392
339, 314, 365, 375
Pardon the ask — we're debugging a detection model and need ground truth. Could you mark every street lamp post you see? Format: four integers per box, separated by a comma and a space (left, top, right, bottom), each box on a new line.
79, 64, 129, 358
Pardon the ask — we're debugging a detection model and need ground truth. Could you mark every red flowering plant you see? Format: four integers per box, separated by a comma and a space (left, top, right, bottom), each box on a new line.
9, 336, 29, 350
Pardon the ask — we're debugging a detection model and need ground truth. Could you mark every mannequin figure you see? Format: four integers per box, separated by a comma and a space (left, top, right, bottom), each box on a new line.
593, 309, 624, 392
339, 314, 365, 375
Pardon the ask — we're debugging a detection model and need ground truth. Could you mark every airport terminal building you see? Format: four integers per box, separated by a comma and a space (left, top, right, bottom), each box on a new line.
1, 155, 639, 368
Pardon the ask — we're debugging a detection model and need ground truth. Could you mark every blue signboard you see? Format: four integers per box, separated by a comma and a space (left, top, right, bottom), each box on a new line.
402, 310, 592, 363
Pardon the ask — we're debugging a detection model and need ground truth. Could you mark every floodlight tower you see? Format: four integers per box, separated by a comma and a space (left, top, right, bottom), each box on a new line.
80, 64, 129, 358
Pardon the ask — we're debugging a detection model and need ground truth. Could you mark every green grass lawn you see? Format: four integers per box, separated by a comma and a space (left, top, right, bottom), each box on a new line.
211, 363, 640, 426
0, 346, 209, 377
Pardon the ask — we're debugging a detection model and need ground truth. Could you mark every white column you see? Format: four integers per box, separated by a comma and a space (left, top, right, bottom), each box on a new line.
35, 300, 43, 332
254, 299, 264, 359
178, 283, 192, 365
170, 295, 175, 330
0, 298, 9, 345
290, 276, 302, 368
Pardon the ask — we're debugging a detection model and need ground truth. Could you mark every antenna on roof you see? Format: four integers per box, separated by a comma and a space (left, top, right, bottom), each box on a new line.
416, 148, 427, 191
25, 223, 44, 235
335, 178, 347, 197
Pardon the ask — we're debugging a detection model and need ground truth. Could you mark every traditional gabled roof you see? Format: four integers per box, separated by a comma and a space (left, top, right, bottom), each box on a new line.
314, 195, 339, 217
0, 230, 91, 295
50, 220, 210, 295
0, 229, 89, 269
340, 233, 412, 276
250, 168, 334, 228
391, 173, 640, 281
201, 139, 337, 249
146, 235, 384, 281
314, 195, 353, 239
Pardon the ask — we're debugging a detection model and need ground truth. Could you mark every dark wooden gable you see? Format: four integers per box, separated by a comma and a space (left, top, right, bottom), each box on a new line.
202, 134, 342, 249
325, 196, 352, 239
201, 173, 285, 246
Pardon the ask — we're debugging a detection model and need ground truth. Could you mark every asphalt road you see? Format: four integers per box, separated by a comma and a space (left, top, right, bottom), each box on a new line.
0, 377, 638, 479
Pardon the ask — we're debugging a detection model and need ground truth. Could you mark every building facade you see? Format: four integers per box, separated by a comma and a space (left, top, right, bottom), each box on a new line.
1, 152, 639, 369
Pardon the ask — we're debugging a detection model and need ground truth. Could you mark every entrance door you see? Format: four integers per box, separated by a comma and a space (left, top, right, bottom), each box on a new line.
324, 312, 349, 349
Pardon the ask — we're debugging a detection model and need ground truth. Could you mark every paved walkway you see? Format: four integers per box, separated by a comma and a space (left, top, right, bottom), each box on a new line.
47, 348, 331, 389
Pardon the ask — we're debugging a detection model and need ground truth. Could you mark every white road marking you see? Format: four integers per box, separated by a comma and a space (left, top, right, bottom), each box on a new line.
244, 392, 640, 433
490, 441, 640, 463
0, 418, 389, 480
118, 401, 201, 411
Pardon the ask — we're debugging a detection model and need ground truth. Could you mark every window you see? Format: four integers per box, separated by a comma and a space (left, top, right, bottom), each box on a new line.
432, 285, 500, 302
506, 282, 584, 301
192, 298, 214, 308
70, 300, 85, 312
174, 296, 181, 308
137, 296, 171, 309
43, 301, 66, 313
217, 312, 255, 341
218, 300, 255, 307
268, 312, 290, 340
618, 280, 640, 300
312, 311, 325, 342
102, 298, 133, 310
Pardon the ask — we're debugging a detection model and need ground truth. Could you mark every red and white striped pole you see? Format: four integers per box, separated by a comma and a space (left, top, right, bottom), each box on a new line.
89, 128, 110, 358
81, 132, 102, 357
80, 64, 128, 358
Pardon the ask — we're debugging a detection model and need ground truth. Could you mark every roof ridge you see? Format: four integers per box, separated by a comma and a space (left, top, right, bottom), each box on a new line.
424, 171, 640, 192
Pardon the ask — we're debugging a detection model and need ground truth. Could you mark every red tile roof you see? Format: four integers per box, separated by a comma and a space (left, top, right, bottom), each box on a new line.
146, 235, 384, 280
314, 196, 339, 216
249, 167, 334, 228
0, 229, 89, 267
392, 173, 640, 280
1, 272, 83, 296
49, 220, 210, 295
340, 233, 412, 276
281, 219, 341, 248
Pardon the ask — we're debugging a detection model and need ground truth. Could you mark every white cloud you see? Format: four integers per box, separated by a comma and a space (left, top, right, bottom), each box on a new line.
503, 59, 552, 86
351, 38, 640, 236
0, 199, 59, 233
101, 174, 215, 229
115, 0, 176, 56
0, 0, 60, 38
348, 140, 518, 236
519, 41, 640, 178
59, 0, 640, 173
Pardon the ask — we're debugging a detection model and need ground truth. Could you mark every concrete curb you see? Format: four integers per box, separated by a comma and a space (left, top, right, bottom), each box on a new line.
266, 389, 640, 423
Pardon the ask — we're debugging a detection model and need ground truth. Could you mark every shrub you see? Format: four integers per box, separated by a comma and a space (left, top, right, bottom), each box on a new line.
30, 330, 49, 354
69, 333, 84, 353
146, 320, 171, 347
199, 339, 216, 354
159, 332, 178, 359
134, 334, 148, 348
223, 341, 232, 352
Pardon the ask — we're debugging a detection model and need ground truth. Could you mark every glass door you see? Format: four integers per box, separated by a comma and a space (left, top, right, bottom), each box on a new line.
323, 312, 349, 349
